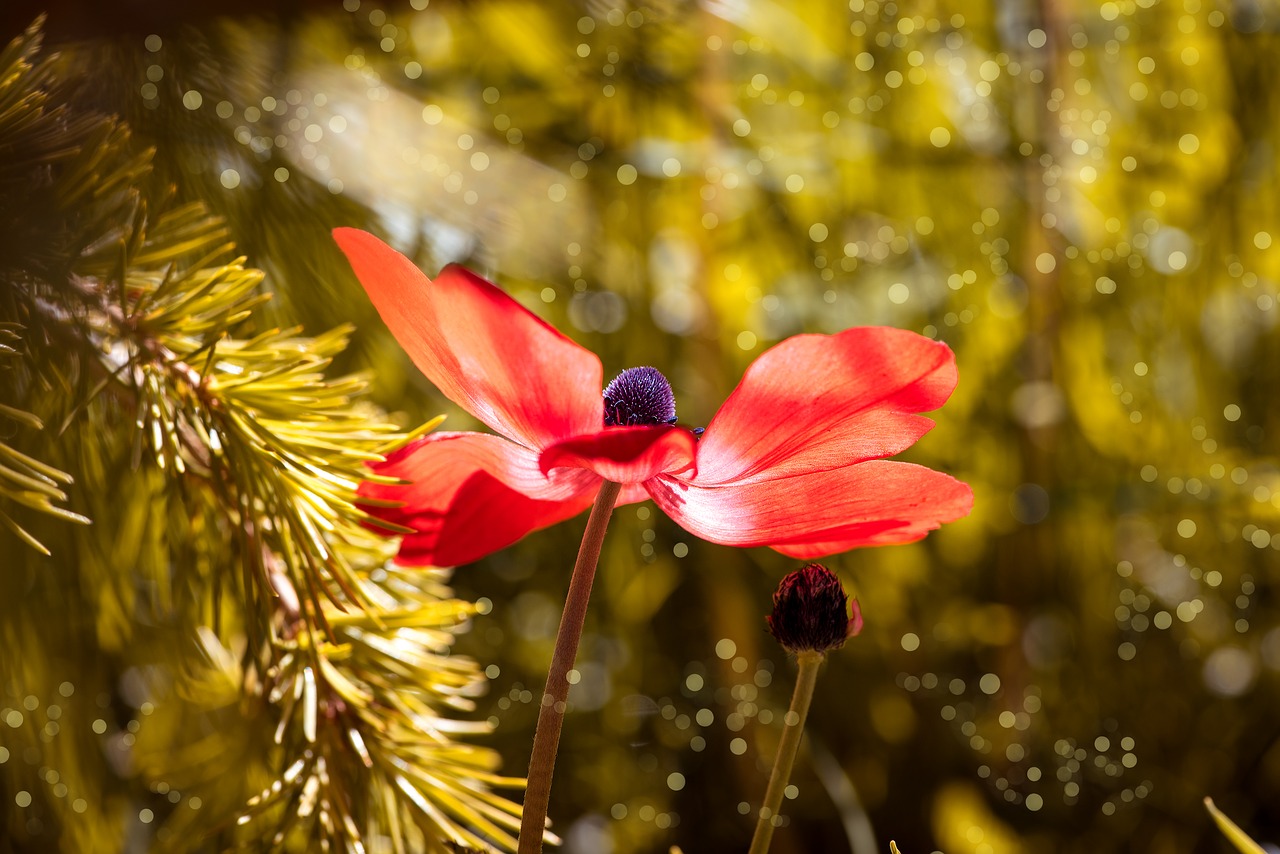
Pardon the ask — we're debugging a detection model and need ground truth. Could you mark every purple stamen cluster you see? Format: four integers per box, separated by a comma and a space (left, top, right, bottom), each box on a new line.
603, 366, 677, 426
767, 564, 863, 654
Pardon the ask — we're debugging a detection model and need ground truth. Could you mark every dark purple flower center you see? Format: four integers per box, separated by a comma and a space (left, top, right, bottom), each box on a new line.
603, 366, 677, 427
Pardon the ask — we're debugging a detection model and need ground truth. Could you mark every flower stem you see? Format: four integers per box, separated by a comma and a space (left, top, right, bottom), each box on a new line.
748, 650, 824, 854
518, 479, 622, 854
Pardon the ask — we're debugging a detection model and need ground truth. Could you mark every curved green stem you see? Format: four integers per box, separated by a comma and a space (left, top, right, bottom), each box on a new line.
748, 650, 824, 854
517, 480, 622, 854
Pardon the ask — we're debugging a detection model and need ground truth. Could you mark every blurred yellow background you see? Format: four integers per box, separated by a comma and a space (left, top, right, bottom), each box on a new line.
4, 0, 1280, 852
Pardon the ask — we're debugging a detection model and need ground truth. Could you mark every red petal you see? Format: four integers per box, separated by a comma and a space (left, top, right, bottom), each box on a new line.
539, 426, 697, 484
696, 328, 958, 484
614, 482, 652, 507
648, 460, 972, 557
358, 432, 599, 566
334, 228, 602, 448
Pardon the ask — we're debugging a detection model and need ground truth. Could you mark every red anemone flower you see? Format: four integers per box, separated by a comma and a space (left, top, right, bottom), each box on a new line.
336, 228, 972, 567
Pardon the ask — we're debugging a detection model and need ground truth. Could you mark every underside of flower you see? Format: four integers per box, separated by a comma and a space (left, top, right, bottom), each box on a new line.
603, 366, 677, 426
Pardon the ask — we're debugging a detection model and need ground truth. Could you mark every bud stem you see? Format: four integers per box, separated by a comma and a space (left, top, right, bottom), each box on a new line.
748, 650, 824, 854
518, 479, 622, 854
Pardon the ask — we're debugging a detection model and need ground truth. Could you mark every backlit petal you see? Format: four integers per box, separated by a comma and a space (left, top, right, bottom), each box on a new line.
334, 228, 602, 448
539, 426, 697, 484
359, 432, 599, 566
614, 482, 652, 507
649, 459, 972, 557
696, 328, 957, 484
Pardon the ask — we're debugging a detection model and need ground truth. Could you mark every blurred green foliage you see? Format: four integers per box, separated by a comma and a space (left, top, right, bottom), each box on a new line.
5, 0, 1280, 852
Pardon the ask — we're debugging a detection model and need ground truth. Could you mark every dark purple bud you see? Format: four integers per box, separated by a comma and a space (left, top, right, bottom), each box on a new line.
767, 564, 863, 654
603, 366, 677, 427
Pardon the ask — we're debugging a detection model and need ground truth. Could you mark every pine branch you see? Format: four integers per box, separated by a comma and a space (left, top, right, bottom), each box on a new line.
0, 20, 100, 555
0, 320, 93, 554
228, 560, 530, 853
2, 20, 522, 853
80, 130, 522, 854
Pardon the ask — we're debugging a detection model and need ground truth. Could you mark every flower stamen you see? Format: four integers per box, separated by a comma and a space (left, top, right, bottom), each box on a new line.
603, 366, 677, 426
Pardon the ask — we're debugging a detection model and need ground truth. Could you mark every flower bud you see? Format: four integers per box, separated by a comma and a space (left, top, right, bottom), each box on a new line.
766, 564, 863, 653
